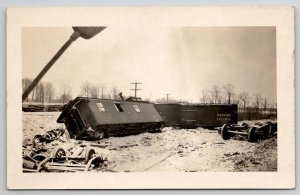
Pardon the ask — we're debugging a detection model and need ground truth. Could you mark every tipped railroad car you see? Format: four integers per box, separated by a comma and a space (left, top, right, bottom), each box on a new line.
57, 97, 164, 140
154, 103, 238, 128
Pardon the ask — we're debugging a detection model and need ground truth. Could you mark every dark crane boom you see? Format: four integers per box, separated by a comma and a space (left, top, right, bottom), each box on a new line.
22, 27, 106, 102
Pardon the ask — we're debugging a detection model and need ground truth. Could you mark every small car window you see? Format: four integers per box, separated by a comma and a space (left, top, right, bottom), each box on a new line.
114, 103, 124, 112
133, 105, 141, 112
96, 102, 105, 112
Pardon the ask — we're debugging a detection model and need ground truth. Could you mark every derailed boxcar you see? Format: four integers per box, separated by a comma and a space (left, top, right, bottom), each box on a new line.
57, 97, 164, 140
154, 103, 238, 128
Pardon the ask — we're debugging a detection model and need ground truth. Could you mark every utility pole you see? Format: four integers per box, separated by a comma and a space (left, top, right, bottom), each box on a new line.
130, 82, 142, 98
165, 93, 171, 102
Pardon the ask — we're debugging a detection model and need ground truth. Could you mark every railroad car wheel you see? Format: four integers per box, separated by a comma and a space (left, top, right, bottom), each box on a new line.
85, 148, 96, 164
32, 134, 43, 147
95, 131, 104, 139
221, 124, 230, 140
267, 125, 274, 138
32, 154, 47, 162
241, 123, 248, 127
265, 121, 273, 125
52, 147, 66, 162
270, 123, 277, 136
48, 130, 56, 138
263, 126, 271, 139
44, 131, 56, 141
38, 167, 50, 173
148, 128, 162, 133
247, 127, 257, 142
95, 131, 108, 139
256, 124, 270, 140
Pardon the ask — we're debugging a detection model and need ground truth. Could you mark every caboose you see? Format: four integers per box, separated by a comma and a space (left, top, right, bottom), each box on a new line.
57, 97, 164, 140
154, 103, 238, 128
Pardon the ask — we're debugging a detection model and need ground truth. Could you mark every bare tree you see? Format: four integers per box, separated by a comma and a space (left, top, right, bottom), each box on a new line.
232, 93, 240, 104
239, 91, 250, 111
254, 93, 263, 110
262, 97, 269, 111
44, 82, 55, 102
22, 78, 32, 102
109, 87, 120, 100
81, 81, 91, 98
22, 78, 45, 102
200, 89, 210, 103
40, 83, 45, 103
33, 84, 38, 102
231, 94, 238, 104
60, 84, 72, 104
33, 82, 45, 103
211, 85, 222, 103
207, 91, 214, 103
90, 85, 98, 98
31, 88, 35, 102
22, 78, 31, 92
232, 94, 242, 111
223, 83, 235, 104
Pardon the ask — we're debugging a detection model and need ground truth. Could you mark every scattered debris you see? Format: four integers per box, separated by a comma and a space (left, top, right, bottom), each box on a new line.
213, 142, 225, 145
235, 160, 244, 165
32, 129, 69, 147
39, 147, 106, 172
250, 159, 260, 165
229, 137, 277, 171
23, 129, 107, 173
119, 144, 139, 148
224, 152, 240, 157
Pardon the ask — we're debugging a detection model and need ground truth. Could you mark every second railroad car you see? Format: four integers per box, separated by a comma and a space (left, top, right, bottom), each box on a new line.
154, 103, 238, 128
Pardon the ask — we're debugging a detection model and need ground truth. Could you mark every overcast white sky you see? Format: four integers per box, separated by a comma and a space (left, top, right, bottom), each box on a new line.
22, 26, 276, 104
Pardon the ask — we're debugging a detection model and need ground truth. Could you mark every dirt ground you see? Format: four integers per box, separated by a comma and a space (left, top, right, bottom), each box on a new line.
23, 112, 277, 172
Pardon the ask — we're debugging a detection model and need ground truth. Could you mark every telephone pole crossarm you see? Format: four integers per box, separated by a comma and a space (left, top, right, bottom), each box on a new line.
130, 82, 142, 98
165, 93, 171, 102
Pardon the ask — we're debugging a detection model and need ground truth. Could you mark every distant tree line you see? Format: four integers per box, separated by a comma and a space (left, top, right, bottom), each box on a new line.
22, 78, 124, 104
199, 83, 276, 120
198, 83, 276, 111
22, 78, 57, 103
155, 83, 276, 120
22, 78, 277, 117
79, 81, 123, 100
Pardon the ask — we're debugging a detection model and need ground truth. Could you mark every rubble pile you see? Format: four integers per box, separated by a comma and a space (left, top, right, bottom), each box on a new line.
22, 128, 107, 173
223, 137, 278, 171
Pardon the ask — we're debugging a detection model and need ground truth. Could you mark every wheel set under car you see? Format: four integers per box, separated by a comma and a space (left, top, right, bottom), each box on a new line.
219, 122, 277, 142
32, 129, 67, 147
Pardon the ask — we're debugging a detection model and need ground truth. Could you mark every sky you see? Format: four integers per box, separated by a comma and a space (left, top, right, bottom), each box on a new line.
22, 26, 276, 105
